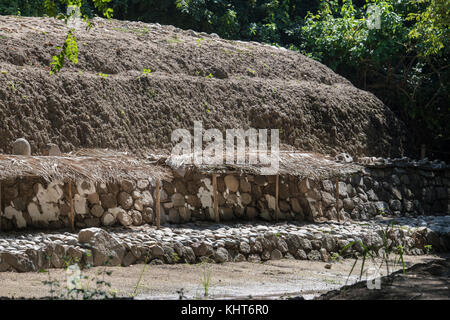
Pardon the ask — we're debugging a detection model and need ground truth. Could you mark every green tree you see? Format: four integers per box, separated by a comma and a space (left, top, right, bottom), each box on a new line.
300, 0, 449, 158
0, 0, 47, 16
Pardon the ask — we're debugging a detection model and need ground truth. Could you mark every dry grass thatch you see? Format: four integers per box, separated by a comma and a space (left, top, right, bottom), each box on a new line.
0, 148, 361, 183
164, 150, 363, 179
0, 149, 172, 183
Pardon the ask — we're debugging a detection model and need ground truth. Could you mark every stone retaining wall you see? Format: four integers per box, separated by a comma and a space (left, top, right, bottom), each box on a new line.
0, 177, 155, 231
0, 164, 449, 231
1, 217, 449, 272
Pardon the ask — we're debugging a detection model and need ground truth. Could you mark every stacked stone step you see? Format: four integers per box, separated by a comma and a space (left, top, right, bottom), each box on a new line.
0, 217, 449, 272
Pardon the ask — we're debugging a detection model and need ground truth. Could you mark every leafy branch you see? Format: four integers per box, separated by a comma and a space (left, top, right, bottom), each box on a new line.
45, 0, 113, 74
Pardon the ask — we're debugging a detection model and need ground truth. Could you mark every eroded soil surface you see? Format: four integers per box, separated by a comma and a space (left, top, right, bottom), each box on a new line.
0, 16, 408, 158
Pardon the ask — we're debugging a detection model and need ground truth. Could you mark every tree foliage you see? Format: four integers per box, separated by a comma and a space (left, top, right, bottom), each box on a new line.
299, 0, 449, 158
0, 0, 320, 47
39, 0, 113, 74
408, 0, 449, 57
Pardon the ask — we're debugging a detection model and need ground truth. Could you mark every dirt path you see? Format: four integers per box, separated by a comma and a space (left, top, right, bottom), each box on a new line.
0, 254, 441, 299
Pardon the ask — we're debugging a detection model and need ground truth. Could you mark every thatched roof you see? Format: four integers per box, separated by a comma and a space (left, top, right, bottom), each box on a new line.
164, 151, 362, 179
0, 149, 172, 183
0, 147, 362, 183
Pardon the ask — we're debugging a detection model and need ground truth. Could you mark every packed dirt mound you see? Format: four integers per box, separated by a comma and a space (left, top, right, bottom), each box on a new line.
316, 256, 450, 300
0, 16, 408, 157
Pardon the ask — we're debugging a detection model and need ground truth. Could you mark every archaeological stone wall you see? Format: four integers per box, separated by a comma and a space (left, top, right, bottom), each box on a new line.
160, 164, 450, 224
0, 163, 449, 231
0, 178, 155, 231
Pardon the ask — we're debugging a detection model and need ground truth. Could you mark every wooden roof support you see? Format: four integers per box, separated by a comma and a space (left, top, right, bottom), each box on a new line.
155, 178, 161, 230
68, 179, 75, 231
335, 178, 341, 223
275, 175, 279, 221
0, 181, 2, 230
212, 173, 219, 223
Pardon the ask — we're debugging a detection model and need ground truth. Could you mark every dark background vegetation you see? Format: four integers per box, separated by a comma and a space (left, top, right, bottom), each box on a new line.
1, 0, 448, 160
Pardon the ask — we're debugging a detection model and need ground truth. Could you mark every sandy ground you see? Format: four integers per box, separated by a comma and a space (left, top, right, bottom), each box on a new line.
0, 254, 442, 300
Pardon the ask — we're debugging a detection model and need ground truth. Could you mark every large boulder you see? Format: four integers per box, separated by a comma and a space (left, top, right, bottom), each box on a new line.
183, 246, 196, 264
191, 242, 214, 258
117, 209, 133, 226
42, 143, 61, 156
224, 175, 239, 192
12, 138, 31, 155
214, 247, 230, 263
118, 192, 133, 210
78, 228, 125, 267
0, 251, 36, 272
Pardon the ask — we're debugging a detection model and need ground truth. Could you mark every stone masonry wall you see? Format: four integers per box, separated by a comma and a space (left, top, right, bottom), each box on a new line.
0, 178, 155, 231
0, 165, 449, 231
160, 165, 450, 224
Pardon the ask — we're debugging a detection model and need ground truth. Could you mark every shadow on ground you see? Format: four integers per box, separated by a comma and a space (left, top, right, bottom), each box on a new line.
315, 254, 450, 300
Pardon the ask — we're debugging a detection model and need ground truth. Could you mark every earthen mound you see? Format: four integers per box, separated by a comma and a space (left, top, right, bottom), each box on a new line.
0, 16, 408, 157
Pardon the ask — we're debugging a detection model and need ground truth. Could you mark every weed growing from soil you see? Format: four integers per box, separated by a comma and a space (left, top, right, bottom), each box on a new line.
204, 102, 211, 113
131, 254, 150, 297
138, 68, 152, 79
338, 220, 409, 285
146, 89, 158, 98
330, 252, 341, 262
50, 30, 78, 75
112, 27, 149, 35
247, 68, 256, 76
167, 35, 183, 44
135, 27, 150, 36
46, 0, 113, 74
200, 263, 212, 297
